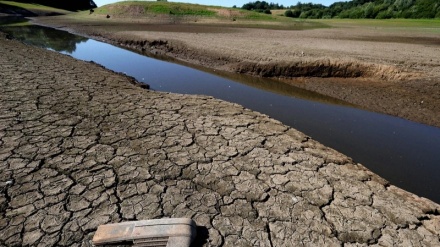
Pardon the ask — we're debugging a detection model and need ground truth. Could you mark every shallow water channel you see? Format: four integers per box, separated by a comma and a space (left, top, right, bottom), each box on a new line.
1, 18, 440, 203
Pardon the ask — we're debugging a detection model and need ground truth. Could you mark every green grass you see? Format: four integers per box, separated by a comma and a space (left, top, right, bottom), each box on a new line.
271, 9, 440, 30
318, 18, 440, 34
84, 1, 329, 30
147, 2, 216, 16
0, 20, 31, 27
241, 10, 276, 20
0, 0, 71, 14
321, 18, 440, 28
95, 1, 216, 16
93, 1, 282, 20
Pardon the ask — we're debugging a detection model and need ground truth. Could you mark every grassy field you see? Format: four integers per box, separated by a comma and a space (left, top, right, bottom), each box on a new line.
318, 18, 440, 35
0, 0, 71, 15
321, 18, 440, 28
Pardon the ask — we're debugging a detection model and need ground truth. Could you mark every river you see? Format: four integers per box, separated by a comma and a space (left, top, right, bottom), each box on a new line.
1, 17, 439, 203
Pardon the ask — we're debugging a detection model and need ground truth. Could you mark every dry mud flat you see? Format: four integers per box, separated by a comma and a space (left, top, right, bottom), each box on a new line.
1, 33, 440, 246
34, 16, 440, 128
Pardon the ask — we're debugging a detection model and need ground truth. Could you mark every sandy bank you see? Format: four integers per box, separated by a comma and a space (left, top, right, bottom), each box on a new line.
1, 31, 439, 246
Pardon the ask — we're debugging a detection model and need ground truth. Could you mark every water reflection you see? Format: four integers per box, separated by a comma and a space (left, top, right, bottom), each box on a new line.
0, 18, 87, 53
203, 69, 356, 107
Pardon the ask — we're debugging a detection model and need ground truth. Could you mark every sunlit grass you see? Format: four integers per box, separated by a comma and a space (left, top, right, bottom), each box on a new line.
318, 18, 440, 34
95, 1, 216, 16
94, 1, 280, 20
1, 21, 31, 27
0, 0, 70, 14
321, 18, 440, 28
82, 1, 329, 30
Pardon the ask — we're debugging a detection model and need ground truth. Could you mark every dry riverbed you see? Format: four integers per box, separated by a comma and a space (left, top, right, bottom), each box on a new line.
33, 15, 440, 128
1, 27, 440, 246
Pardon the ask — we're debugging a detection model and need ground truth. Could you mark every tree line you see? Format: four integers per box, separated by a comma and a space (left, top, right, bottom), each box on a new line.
240, 0, 440, 19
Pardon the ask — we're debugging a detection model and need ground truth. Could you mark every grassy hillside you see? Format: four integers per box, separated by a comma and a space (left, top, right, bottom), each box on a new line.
0, 1, 328, 31
76, 1, 329, 30
93, 1, 277, 21
10, 0, 95, 11
0, 1, 71, 16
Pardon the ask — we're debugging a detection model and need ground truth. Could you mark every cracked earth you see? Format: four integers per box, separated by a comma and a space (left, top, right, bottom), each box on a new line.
0, 34, 439, 246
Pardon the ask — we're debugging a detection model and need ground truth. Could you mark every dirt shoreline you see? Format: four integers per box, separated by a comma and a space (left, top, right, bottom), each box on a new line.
32, 15, 440, 128
1, 30, 440, 246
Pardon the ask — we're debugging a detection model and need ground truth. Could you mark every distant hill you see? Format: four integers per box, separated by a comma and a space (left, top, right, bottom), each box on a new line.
92, 1, 278, 21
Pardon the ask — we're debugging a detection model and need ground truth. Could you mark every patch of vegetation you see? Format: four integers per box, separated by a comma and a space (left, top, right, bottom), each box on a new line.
146, 2, 216, 16
242, 10, 276, 20
242, 1, 286, 11
331, 0, 440, 19
96, 1, 216, 16
323, 18, 440, 29
1, 0, 95, 11
0, 0, 71, 15
92, 1, 280, 21
75, 1, 328, 30
242, 0, 440, 19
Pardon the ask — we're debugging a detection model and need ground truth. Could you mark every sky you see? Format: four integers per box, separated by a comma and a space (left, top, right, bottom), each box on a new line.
93, 0, 343, 8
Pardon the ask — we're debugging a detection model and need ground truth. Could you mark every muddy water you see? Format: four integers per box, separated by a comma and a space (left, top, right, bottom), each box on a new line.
1, 19, 439, 203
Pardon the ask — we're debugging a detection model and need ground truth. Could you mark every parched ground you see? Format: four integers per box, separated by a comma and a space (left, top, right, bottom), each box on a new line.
33, 16, 440, 128
1, 31, 440, 246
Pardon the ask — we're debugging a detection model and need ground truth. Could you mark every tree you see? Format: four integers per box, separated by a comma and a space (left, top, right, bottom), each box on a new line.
285, 9, 294, 17
243, 0, 439, 19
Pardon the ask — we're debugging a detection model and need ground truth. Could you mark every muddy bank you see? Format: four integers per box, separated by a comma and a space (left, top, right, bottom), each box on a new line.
1, 32, 440, 247
93, 33, 417, 81
32, 16, 440, 128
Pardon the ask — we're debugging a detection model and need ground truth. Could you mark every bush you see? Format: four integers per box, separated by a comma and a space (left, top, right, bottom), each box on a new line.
285, 9, 294, 17
263, 9, 271, 14
286, 9, 301, 17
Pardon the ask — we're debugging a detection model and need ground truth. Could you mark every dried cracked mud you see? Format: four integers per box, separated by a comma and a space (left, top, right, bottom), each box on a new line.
0, 34, 440, 246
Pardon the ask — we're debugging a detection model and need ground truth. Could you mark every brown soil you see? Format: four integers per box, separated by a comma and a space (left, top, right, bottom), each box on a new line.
2, 31, 440, 246
33, 16, 440, 127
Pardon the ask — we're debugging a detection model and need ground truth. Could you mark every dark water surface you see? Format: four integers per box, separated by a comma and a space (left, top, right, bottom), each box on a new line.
1, 19, 439, 203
